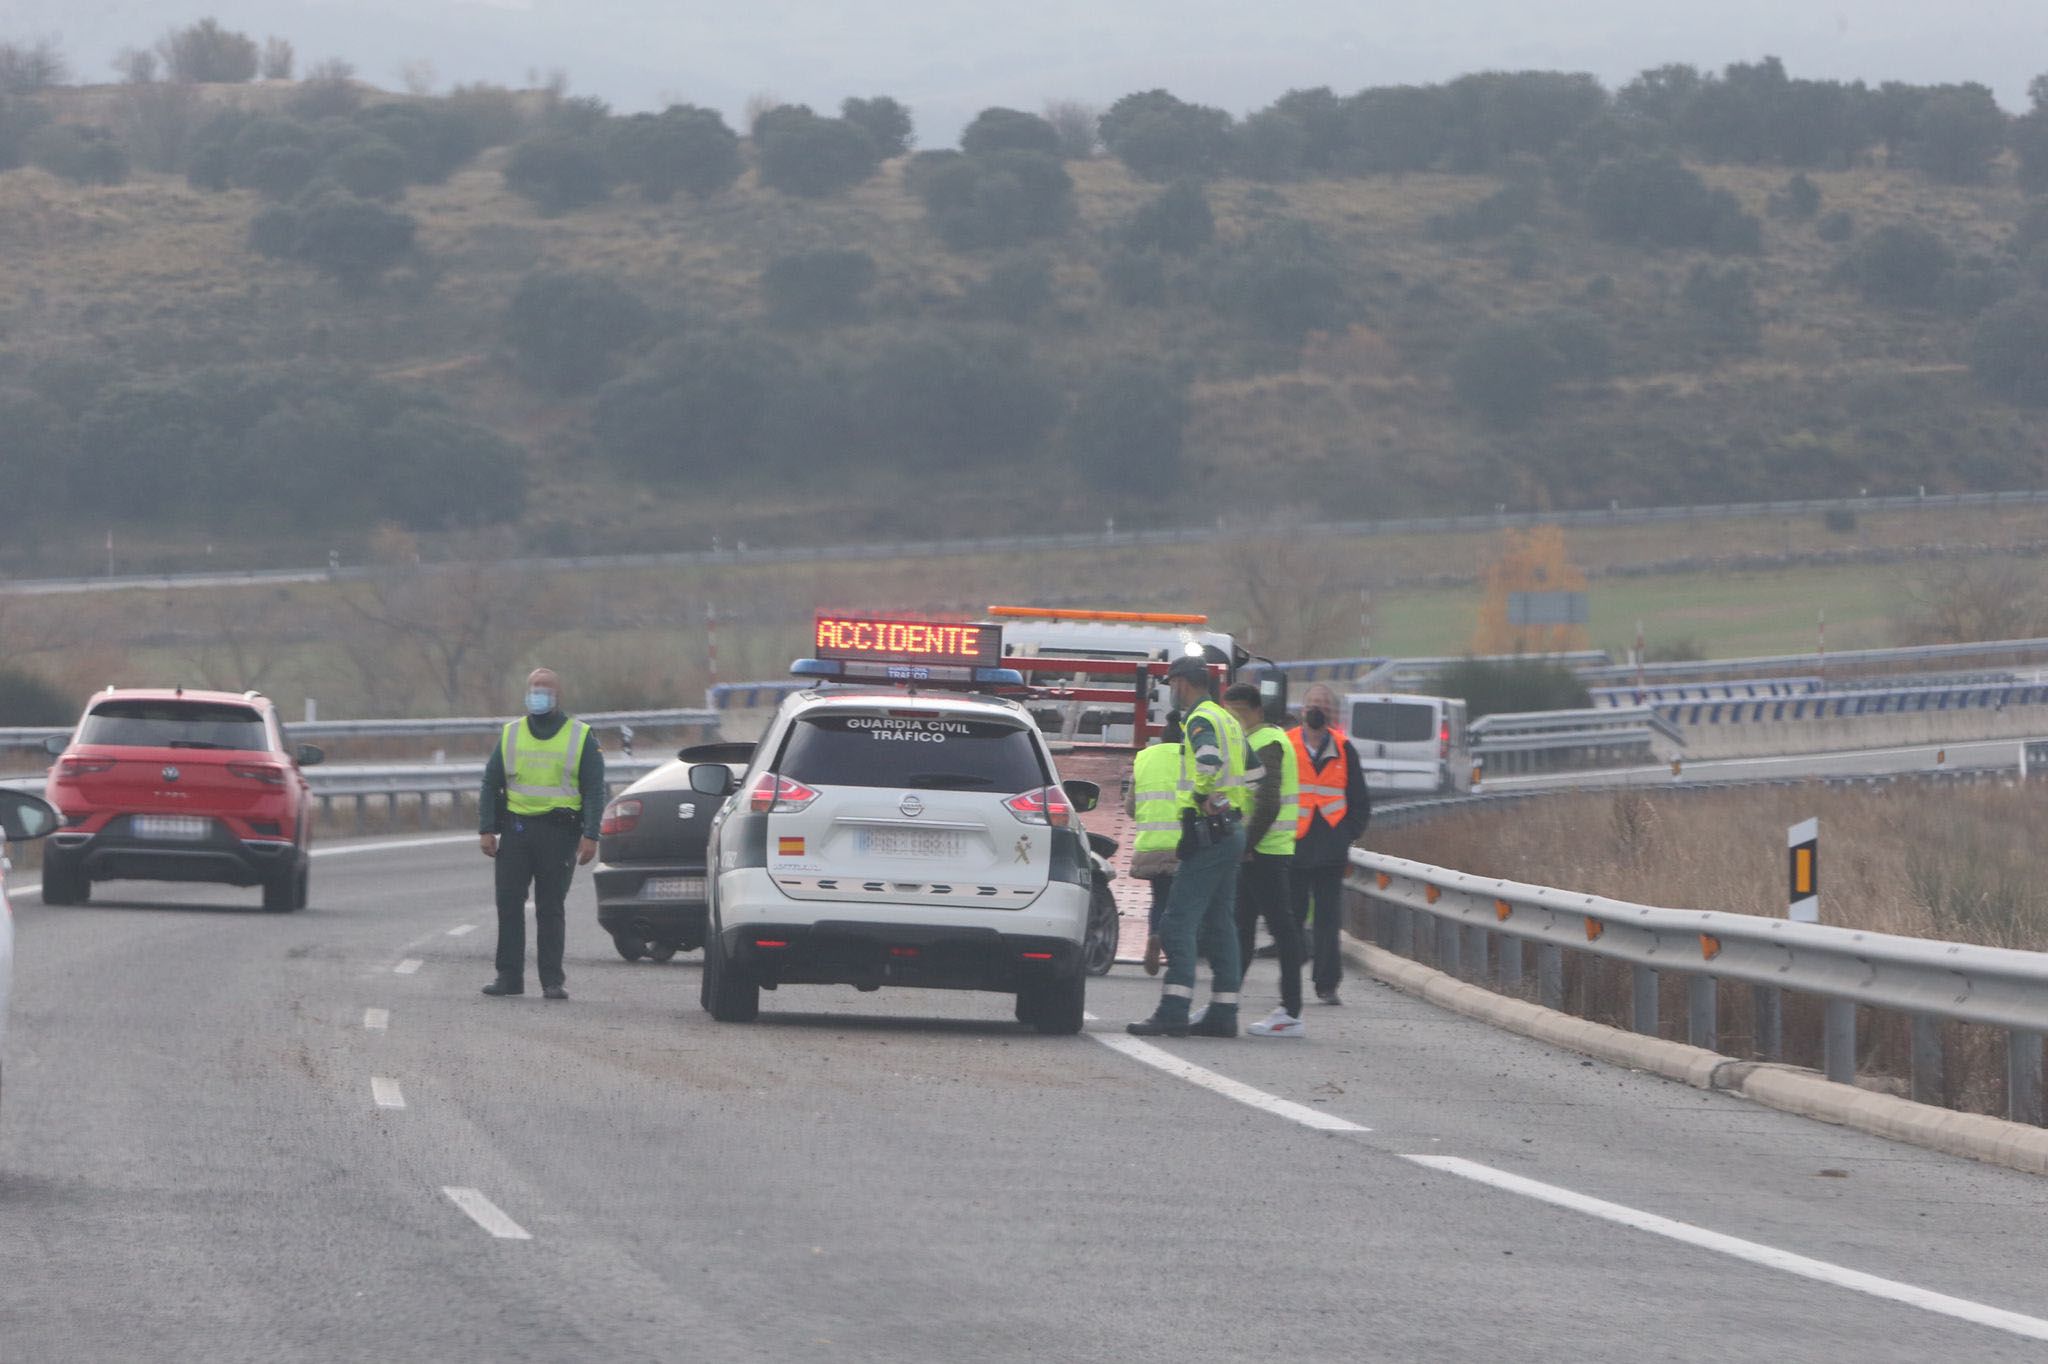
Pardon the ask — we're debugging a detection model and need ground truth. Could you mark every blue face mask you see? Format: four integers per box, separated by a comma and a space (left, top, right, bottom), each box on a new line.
525, 688, 556, 716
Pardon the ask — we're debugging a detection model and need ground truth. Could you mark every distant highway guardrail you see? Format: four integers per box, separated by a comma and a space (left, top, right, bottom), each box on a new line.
0, 707, 718, 754
1470, 706, 1684, 773
12, 488, 2048, 598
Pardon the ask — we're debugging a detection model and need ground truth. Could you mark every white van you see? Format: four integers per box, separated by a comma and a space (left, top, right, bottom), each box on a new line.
1342, 693, 1472, 797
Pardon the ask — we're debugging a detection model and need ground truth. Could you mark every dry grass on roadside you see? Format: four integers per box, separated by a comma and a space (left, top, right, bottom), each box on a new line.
1373, 783, 2048, 1114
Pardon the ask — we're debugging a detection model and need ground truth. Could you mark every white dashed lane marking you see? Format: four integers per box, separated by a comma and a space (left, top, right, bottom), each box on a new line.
371, 1077, 406, 1109
445, 923, 477, 937
393, 959, 422, 975
363, 1008, 389, 1031
441, 1187, 532, 1241
1090, 1033, 1369, 1133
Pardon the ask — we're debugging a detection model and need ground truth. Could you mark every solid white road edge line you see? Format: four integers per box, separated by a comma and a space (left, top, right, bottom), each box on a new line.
1406, 1155, 2048, 1344
1092, 1033, 1368, 1133
445, 923, 477, 937
394, 958, 422, 975
371, 1076, 405, 1110
441, 1187, 532, 1241
363, 1007, 390, 1031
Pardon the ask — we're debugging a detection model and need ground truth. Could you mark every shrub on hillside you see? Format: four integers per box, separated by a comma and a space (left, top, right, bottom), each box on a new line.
1067, 361, 1186, 493
1840, 223, 1955, 308
288, 60, 363, 120
595, 334, 793, 481
913, 148, 1072, 250
1231, 107, 1309, 181
1970, 293, 2048, 405
446, 83, 527, 149
1816, 209, 1855, 242
1452, 320, 1563, 429
290, 191, 418, 289
1041, 99, 1099, 158
1681, 262, 1763, 351
856, 327, 1059, 467
327, 135, 409, 201
610, 105, 742, 202
1906, 88, 2007, 185
755, 106, 881, 197
762, 248, 878, 326
964, 256, 1053, 323
354, 102, 481, 184
960, 107, 1060, 158
157, 19, 259, 84
375, 410, 528, 530
1208, 221, 1350, 342
504, 131, 613, 214
1582, 153, 1761, 252
1103, 249, 1168, 306
503, 269, 654, 391
0, 95, 50, 171
23, 124, 129, 186
1100, 89, 1234, 181
1766, 171, 1821, 220
1123, 180, 1214, 254
1428, 658, 1589, 720
1429, 173, 1541, 242
841, 96, 913, 158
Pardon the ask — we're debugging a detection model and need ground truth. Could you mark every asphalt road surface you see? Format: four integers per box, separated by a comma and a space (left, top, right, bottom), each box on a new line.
5, 836, 2048, 1363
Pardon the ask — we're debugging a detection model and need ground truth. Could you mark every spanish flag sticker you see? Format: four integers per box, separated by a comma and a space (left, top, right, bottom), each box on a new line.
778, 836, 805, 857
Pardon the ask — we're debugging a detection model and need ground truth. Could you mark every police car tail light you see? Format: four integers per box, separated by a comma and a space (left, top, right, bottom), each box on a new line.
600, 798, 642, 836
1003, 785, 1073, 829
749, 773, 820, 814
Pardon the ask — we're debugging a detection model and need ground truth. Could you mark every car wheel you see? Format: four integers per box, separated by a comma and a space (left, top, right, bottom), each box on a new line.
42, 851, 89, 906
293, 861, 310, 910
1083, 879, 1120, 977
612, 932, 648, 962
1021, 973, 1085, 1036
261, 863, 299, 913
701, 933, 759, 1023
647, 941, 680, 963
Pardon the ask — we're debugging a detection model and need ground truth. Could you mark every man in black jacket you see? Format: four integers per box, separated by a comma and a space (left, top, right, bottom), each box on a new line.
1287, 682, 1370, 1005
477, 668, 606, 1000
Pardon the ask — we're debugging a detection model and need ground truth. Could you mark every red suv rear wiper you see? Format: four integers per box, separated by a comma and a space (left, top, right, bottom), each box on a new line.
165, 740, 231, 749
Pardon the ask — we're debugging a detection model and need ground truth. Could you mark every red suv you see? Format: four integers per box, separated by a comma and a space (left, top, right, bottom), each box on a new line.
41, 688, 324, 912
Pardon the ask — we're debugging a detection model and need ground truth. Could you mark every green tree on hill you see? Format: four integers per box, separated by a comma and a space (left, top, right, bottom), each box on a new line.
157, 19, 259, 84
755, 106, 881, 197
841, 96, 914, 158
1067, 361, 1185, 493
960, 107, 1060, 158
292, 191, 417, 290
1841, 224, 1955, 308
504, 131, 613, 214
1971, 293, 2048, 405
762, 249, 879, 327
1101, 90, 1234, 181
611, 105, 742, 202
503, 269, 654, 391
1123, 179, 1214, 254
1907, 87, 2007, 185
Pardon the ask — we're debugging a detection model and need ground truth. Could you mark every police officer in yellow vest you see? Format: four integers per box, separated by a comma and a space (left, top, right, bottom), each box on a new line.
1223, 682, 1306, 1037
478, 668, 606, 1000
1129, 656, 1251, 1038
1126, 710, 1186, 976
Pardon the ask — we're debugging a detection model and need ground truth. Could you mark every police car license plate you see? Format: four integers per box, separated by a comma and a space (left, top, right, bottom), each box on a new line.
639, 876, 704, 900
133, 815, 210, 841
857, 828, 962, 860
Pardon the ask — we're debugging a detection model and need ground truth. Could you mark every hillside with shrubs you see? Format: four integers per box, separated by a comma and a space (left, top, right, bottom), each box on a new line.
5, 25, 2048, 568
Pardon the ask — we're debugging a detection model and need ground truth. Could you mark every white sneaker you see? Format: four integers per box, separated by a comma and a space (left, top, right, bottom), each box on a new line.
1247, 1008, 1305, 1038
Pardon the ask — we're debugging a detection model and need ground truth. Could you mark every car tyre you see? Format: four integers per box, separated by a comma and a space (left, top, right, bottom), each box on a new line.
647, 941, 680, 963
293, 861, 310, 911
612, 932, 648, 962
262, 862, 300, 913
701, 933, 759, 1023
41, 851, 88, 906
1021, 973, 1085, 1036
1083, 879, 1119, 977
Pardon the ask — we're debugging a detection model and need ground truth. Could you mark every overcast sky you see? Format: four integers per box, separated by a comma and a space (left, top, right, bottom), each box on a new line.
15, 1, 2048, 140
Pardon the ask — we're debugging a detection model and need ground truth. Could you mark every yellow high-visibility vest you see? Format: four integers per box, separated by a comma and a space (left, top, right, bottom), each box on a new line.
1245, 723, 1299, 856
501, 717, 590, 817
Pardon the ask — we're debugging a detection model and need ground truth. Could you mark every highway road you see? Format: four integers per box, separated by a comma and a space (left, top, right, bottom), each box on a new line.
5, 837, 2048, 1362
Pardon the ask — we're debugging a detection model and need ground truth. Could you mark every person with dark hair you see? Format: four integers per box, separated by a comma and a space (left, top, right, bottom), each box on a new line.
1127, 656, 1250, 1038
1222, 682, 1305, 1037
1288, 682, 1369, 1005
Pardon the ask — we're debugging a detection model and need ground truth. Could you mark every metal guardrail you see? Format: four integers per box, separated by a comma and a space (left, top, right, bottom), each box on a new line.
1651, 680, 2048, 726
1470, 706, 1684, 772
0, 708, 717, 753
1579, 636, 2048, 686
19, 489, 2048, 599
1347, 839, 2048, 1125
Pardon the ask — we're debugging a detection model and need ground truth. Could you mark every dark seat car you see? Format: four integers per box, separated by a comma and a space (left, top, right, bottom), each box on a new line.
41, 688, 324, 912
594, 742, 754, 961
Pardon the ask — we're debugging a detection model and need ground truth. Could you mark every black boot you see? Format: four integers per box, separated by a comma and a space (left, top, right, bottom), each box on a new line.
1126, 1013, 1189, 1038
481, 976, 524, 996
542, 984, 568, 1001
1188, 1004, 1239, 1037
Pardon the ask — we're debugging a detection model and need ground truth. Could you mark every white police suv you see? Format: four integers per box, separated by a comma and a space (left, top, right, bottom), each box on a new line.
692, 616, 1099, 1033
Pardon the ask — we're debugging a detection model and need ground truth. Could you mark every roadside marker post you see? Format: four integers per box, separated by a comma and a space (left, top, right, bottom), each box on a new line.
1788, 818, 1819, 923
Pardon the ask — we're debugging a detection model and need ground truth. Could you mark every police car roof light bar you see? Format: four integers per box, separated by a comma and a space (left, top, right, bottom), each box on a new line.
787, 658, 1027, 691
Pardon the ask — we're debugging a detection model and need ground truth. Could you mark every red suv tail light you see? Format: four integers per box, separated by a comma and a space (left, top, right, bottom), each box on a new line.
228, 763, 287, 785
1004, 785, 1074, 829
57, 757, 114, 777
600, 798, 642, 836
749, 774, 820, 814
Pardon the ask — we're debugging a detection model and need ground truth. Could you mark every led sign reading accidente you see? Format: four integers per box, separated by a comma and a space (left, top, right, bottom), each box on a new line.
813, 615, 1000, 667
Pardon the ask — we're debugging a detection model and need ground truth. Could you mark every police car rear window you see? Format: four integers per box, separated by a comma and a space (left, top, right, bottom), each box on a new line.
1349, 702, 1436, 744
778, 714, 1047, 791
79, 700, 269, 751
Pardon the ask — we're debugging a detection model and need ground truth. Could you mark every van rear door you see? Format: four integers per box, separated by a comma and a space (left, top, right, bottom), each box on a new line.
1347, 697, 1444, 793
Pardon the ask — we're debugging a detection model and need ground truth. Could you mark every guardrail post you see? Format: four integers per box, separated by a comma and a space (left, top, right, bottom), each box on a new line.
353, 793, 367, 835
1498, 936, 1523, 992
1464, 925, 1489, 983
1753, 985, 1783, 1060
1537, 944, 1563, 1011
1911, 1015, 1944, 1106
2008, 1031, 2044, 1126
1631, 965, 1659, 1036
1435, 917, 1460, 978
1687, 975, 1717, 1050
1823, 999, 1856, 1084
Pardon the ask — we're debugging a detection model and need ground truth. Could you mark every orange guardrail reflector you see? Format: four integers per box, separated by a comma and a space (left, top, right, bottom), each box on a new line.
1495, 898, 1513, 921
1700, 933, 1722, 960
1376, 872, 1391, 889
1425, 885, 1441, 904
1585, 917, 1604, 941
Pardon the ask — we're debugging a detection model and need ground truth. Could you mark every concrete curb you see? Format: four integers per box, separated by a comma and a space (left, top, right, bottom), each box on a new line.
1342, 934, 2048, 1178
